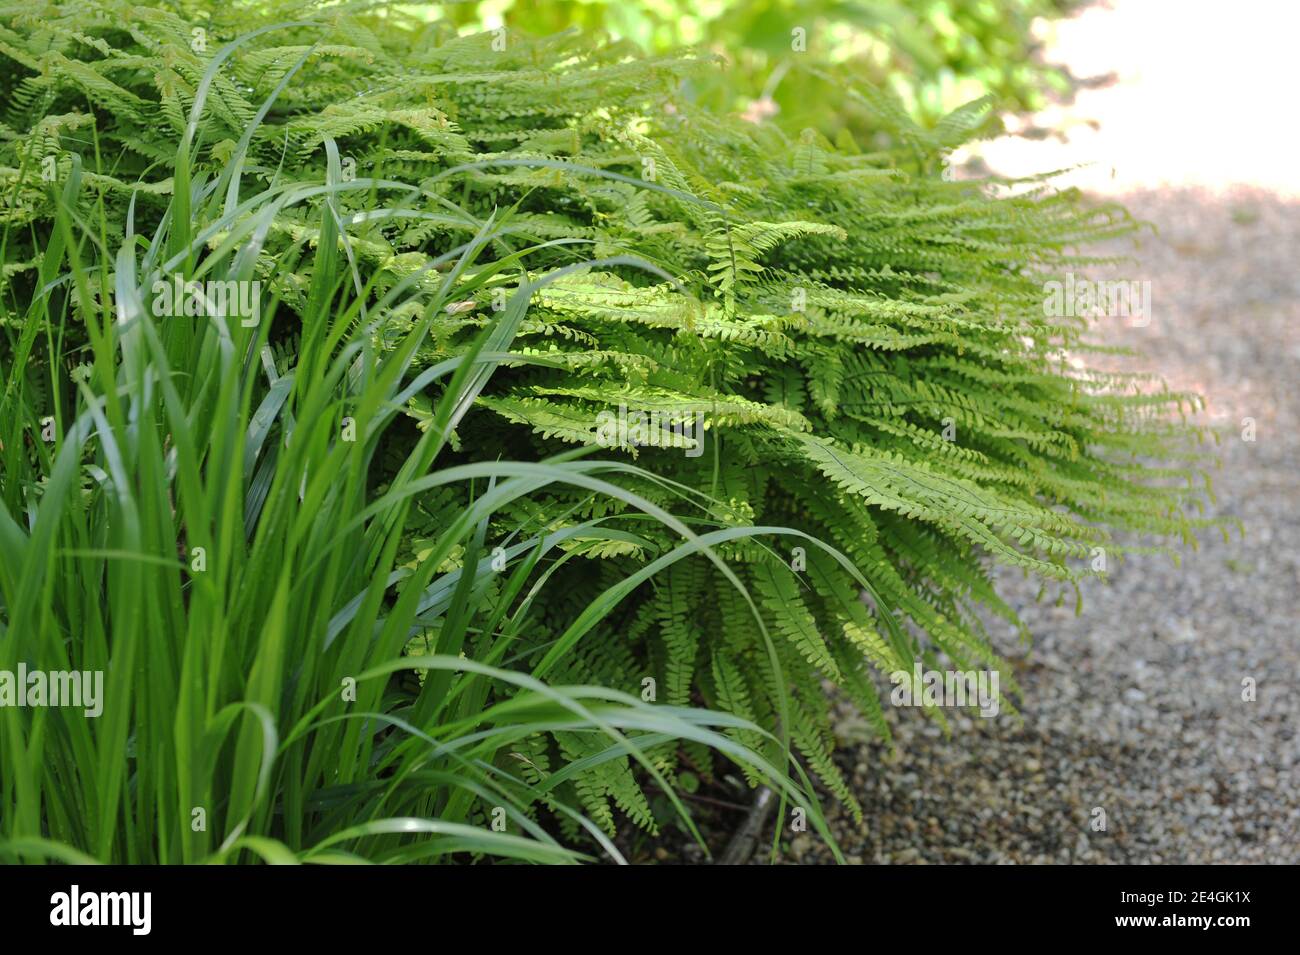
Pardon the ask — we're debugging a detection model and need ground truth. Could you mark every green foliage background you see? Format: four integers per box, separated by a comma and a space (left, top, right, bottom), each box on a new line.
442, 0, 1078, 134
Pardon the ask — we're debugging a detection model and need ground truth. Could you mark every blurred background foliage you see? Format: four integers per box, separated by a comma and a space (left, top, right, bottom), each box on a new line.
431, 0, 1080, 139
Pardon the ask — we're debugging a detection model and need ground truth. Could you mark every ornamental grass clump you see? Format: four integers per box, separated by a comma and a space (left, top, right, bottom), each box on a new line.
0, 94, 844, 863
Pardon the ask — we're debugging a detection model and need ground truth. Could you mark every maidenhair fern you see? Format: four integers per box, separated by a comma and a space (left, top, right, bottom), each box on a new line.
0, 1, 1217, 836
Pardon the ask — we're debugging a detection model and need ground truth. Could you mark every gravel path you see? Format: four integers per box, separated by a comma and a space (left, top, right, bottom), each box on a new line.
773, 2, 1300, 865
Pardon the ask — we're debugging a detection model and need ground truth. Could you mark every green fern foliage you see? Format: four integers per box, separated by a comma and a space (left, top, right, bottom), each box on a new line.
0, 0, 1216, 829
